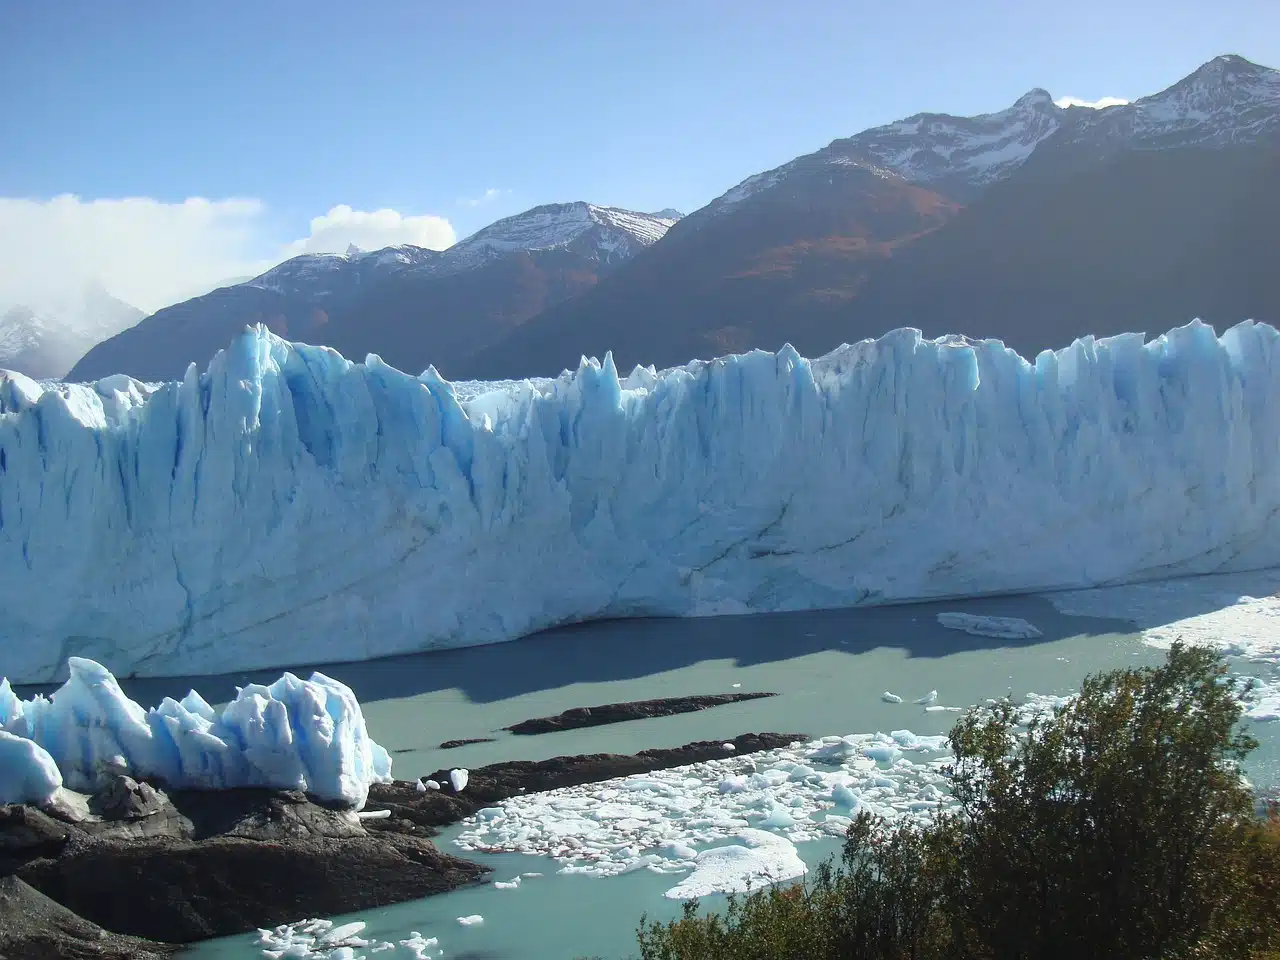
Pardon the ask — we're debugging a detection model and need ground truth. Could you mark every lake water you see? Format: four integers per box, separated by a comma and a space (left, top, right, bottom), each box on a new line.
99, 577, 1279, 960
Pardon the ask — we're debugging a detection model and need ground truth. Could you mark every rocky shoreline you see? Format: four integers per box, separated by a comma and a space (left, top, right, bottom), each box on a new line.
0, 732, 805, 959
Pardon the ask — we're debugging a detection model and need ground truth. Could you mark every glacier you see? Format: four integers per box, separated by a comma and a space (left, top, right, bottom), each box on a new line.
2, 319, 1280, 683
0, 656, 392, 807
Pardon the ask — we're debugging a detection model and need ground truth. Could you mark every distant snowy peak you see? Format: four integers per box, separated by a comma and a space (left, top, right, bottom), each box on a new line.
244, 203, 681, 294
837, 85, 1065, 190
0, 307, 48, 362
1051, 54, 1280, 158
246, 244, 442, 298
438, 202, 681, 275
698, 54, 1277, 220
0, 291, 145, 379
698, 86, 1066, 219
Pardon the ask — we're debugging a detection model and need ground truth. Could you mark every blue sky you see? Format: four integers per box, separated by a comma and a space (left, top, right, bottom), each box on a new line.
1, 0, 1276, 310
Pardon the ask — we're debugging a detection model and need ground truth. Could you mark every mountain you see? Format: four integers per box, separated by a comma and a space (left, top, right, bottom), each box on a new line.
67, 203, 680, 383
0, 288, 145, 379
463, 54, 1280, 380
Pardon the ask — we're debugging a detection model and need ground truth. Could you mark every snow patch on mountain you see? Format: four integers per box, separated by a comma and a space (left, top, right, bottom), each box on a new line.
438, 202, 680, 275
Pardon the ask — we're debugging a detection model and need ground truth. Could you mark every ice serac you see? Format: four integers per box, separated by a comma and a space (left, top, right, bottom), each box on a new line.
0, 657, 392, 807
3, 319, 1280, 682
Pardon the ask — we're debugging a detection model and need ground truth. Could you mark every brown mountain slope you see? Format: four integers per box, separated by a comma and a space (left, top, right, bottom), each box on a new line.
463, 141, 1278, 379
840, 141, 1280, 357
458, 161, 959, 379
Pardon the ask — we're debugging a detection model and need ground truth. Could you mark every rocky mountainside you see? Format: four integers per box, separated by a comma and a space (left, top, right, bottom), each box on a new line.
66, 204, 680, 383
463, 54, 1279, 379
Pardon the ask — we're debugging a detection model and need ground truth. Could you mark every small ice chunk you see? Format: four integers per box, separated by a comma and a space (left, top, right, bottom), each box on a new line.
721, 742, 735, 751
493, 879, 521, 889
357, 809, 391, 820
424, 779, 441, 790
414, 778, 427, 792
457, 914, 484, 926
881, 691, 903, 703
0, 730, 63, 806
914, 690, 938, 705
936, 612, 1043, 640
664, 829, 807, 899
449, 768, 469, 792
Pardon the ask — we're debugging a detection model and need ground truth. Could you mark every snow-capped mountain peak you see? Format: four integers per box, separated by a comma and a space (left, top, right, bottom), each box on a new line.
1054, 53, 1280, 155
246, 244, 442, 298
438, 202, 681, 275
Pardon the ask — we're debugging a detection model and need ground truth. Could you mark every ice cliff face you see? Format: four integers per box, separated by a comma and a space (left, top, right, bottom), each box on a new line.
3, 320, 1280, 683
0, 657, 391, 807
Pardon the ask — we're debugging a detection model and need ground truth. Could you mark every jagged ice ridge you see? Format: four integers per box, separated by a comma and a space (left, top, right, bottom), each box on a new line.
2, 319, 1280, 683
0, 657, 392, 807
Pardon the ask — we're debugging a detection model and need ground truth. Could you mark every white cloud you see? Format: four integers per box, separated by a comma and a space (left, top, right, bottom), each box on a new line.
283, 204, 455, 256
0, 196, 456, 315
458, 188, 506, 208
1054, 96, 1129, 109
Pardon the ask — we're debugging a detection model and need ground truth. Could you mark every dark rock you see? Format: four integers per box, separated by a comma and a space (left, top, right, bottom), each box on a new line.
366, 732, 807, 834
0, 874, 179, 960
0, 806, 69, 858
439, 738, 498, 749
16, 832, 485, 945
5, 787, 486, 946
503, 692, 777, 735
90, 775, 166, 821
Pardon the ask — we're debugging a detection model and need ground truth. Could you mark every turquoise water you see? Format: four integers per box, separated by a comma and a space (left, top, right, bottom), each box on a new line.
115, 590, 1275, 960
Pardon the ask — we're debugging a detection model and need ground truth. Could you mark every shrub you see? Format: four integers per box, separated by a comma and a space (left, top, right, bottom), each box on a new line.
634, 643, 1279, 960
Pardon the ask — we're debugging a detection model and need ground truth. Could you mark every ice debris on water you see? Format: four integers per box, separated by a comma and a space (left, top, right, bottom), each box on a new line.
914, 690, 939, 705
454, 731, 952, 886
881, 691, 903, 703
456, 915, 484, 926
936, 613, 1043, 640
0, 658, 391, 808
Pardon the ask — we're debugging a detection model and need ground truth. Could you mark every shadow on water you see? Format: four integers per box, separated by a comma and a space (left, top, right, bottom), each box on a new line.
53, 592, 1136, 708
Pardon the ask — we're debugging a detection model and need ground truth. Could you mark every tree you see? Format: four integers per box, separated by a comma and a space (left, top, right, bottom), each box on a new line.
634, 642, 1278, 960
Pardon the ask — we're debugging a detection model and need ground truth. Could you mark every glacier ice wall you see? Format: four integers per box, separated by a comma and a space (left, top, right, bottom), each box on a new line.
2, 320, 1280, 683
0, 657, 392, 807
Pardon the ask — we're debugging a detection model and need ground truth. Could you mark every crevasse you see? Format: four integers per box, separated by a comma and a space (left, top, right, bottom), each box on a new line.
2, 320, 1278, 684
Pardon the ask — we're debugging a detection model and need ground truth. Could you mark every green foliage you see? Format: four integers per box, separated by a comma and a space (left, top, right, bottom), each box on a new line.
634, 643, 1280, 960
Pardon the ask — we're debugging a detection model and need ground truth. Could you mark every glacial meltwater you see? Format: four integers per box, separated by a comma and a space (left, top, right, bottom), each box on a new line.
145, 571, 1280, 960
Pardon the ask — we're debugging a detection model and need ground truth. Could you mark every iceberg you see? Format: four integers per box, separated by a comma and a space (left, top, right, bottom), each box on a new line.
0, 657, 391, 807
3, 319, 1280, 682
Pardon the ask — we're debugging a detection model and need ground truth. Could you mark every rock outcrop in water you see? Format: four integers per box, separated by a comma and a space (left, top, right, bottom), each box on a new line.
0, 732, 804, 957
504, 692, 778, 735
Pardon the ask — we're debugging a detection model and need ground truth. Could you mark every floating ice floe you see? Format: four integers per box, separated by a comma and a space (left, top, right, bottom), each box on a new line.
881, 691, 903, 704
456, 915, 484, 926
255, 918, 417, 959
454, 731, 952, 888
936, 613, 1043, 640
914, 690, 939, 705
663, 828, 808, 899
0, 657, 391, 808
1047, 569, 1280, 664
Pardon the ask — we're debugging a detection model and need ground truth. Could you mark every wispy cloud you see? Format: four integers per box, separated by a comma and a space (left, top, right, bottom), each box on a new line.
1054, 96, 1129, 109
0, 196, 456, 314
457, 188, 507, 208
281, 205, 456, 257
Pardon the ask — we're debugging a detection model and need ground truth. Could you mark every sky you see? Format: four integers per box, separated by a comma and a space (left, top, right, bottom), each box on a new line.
1, 0, 1277, 313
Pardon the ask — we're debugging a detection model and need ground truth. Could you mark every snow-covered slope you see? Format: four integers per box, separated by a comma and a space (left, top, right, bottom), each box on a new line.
1043, 54, 1280, 164
243, 204, 681, 295
697, 54, 1278, 218
436, 202, 681, 276
0, 291, 145, 380
0, 657, 391, 807
4, 319, 1280, 683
